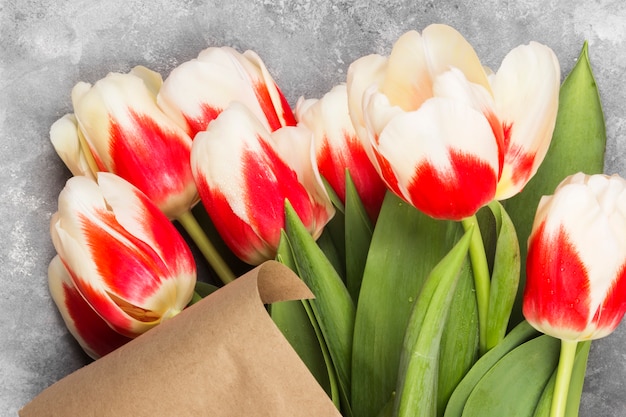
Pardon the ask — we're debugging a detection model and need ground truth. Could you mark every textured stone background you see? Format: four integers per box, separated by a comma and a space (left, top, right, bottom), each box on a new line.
2, 0, 625, 415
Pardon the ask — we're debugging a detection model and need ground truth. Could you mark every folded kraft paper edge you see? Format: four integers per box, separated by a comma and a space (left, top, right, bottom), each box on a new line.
20, 260, 342, 416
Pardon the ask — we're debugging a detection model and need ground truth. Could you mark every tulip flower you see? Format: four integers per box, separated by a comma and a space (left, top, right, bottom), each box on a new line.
523, 172, 626, 341
346, 23, 560, 221
158, 46, 296, 139
48, 256, 133, 359
523, 172, 626, 417
69, 66, 197, 219
50, 173, 197, 348
191, 102, 335, 265
296, 84, 387, 220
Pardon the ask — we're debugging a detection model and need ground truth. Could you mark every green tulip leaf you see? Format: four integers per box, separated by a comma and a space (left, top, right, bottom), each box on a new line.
344, 171, 374, 302
273, 232, 338, 404
394, 227, 473, 417
437, 261, 479, 414
444, 321, 539, 417
284, 200, 355, 414
503, 41, 606, 326
486, 201, 521, 350
460, 335, 560, 417
351, 192, 462, 417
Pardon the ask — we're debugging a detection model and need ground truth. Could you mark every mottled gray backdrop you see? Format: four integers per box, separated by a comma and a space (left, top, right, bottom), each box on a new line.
2, 0, 625, 415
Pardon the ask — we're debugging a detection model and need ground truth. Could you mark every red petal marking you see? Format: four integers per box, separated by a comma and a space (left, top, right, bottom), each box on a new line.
131, 188, 196, 275
62, 279, 133, 357
60, 256, 134, 336
371, 137, 403, 198
108, 110, 193, 209
183, 103, 223, 139
195, 174, 270, 264
405, 149, 497, 220
592, 261, 626, 332
506, 142, 536, 186
523, 223, 592, 332
252, 81, 297, 131
242, 138, 314, 247
490, 116, 507, 177
79, 209, 170, 305
318, 132, 386, 220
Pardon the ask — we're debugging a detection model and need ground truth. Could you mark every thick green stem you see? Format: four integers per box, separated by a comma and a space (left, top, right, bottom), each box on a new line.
177, 211, 235, 285
461, 215, 490, 356
550, 339, 579, 417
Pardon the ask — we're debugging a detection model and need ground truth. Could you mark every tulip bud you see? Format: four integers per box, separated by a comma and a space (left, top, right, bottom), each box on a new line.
50, 173, 196, 350
523, 173, 626, 341
69, 66, 197, 219
191, 103, 335, 265
296, 84, 387, 220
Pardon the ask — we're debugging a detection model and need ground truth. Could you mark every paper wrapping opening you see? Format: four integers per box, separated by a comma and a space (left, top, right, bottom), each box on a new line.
20, 260, 342, 417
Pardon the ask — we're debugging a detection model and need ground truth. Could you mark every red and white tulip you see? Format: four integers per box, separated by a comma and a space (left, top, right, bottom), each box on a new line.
49, 173, 196, 355
69, 66, 197, 219
523, 173, 626, 341
347, 24, 560, 220
191, 103, 335, 265
158, 46, 296, 139
296, 84, 387, 220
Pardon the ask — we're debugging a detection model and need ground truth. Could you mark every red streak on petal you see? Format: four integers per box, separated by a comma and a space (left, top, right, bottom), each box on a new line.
242, 138, 314, 247
523, 223, 591, 333
132, 190, 195, 275
79, 210, 169, 304
593, 262, 626, 332
108, 110, 192, 209
184, 103, 223, 139
62, 279, 132, 357
195, 174, 270, 264
318, 132, 386, 220
405, 149, 497, 220
506, 142, 536, 186
252, 82, 296, 131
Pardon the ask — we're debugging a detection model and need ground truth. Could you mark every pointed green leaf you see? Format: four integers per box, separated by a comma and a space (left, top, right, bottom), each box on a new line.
437, 262, 479, 414
284, 200, 355, 409
486, 201, 520, 349
394, 228, 473, 417
351, 192, 461, 417
460, 335, 560, 417
444, 321, 539, 417
345, 171, 374, 302
271, 299, 332, 397
504, 41, 606, 325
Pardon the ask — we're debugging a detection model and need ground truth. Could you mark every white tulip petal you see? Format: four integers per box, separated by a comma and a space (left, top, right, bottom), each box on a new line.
421, 24, 491, 93
381, 30, 433, 111
492, 42, 560, 199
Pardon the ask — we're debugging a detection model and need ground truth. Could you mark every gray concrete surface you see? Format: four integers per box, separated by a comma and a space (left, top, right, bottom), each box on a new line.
2, 0, 625, 415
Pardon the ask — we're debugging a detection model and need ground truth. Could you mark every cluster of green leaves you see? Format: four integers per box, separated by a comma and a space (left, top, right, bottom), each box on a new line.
271, 42, 605, 417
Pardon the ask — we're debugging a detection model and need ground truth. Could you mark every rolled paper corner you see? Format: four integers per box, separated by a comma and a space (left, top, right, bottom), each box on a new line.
20, 260, 340, 417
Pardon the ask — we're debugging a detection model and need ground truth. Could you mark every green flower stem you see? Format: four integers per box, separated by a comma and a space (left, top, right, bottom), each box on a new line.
550, 339, 579, 417
177, 210, 235, 285
461, 215, 490, 356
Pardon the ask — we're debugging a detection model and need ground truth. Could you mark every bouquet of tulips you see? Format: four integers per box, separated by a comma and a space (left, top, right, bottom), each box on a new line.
38, 24, 625, 417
